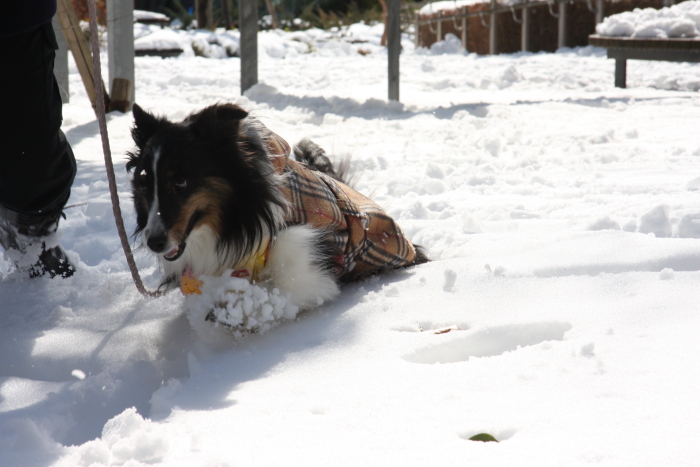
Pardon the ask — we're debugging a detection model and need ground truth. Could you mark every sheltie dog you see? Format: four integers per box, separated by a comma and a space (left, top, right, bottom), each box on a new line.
126, 103, 427, 311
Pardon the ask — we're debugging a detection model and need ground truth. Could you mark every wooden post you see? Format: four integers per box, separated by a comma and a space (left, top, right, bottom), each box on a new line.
461, 8, 467, 50
110, 78, 133, 113
614, 59, 626, 88
388, 0, 400, 101
196, 0, 214, 29
239, 0, 258, 94
521, 2, 530, 51
415, 13, 420, 48
436, 11, 442, 43
52, 16, 69, 103
222, 0, 232, 30
558, 0, 567, 49
489, 0, 497, 55
595, 0, 604, 24
55, 0, 109, 110
107, 0, 135, 109
264, 0, 280, 29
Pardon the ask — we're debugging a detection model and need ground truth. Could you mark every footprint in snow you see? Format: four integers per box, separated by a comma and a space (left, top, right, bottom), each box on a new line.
403, 322, 572, 364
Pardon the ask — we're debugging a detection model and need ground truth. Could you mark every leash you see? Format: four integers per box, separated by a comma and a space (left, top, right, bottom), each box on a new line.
86, 0, 163, 298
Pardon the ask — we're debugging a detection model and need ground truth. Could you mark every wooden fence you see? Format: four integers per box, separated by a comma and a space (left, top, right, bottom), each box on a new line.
415, 0, 674, 54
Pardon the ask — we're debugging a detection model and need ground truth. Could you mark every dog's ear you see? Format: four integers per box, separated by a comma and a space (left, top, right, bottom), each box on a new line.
131, 103, 165, 149
186, 104, 249, 139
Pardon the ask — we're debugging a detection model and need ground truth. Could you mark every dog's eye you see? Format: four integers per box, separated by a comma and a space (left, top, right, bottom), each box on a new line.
138, 173, 148, 194
174, 179, 187, 191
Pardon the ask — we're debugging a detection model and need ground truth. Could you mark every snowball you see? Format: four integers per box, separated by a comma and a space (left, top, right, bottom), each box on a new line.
580, 342, 596, 357
498, 65, 523, 88
425, 163, 446, 179
428, 34, 465, 55
587, 216, 621, 231
71, 369, 86, 380
482, 136, 502, 157
638, 205, 672, 238
50, 305, 75, 322
402, 201, 431, 220
659, 268, 675, 280
423, 179, 447, 195
493, 266, 506, 277
686, 176, 700, 191
443, 269, 457, 292
678, 213, 700, 238
461, 212, 483, 234
384, 286, 400, 297
623, 219, 638, 232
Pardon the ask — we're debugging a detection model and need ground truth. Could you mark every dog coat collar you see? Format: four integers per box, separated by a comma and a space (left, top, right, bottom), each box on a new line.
265, 131, 291, 174
180, 241, 271, 295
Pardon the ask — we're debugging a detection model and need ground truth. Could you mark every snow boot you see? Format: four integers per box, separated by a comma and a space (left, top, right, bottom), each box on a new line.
0, 204, 75, 278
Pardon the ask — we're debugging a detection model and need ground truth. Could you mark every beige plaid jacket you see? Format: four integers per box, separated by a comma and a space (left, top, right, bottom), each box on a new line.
265, 131, 418, 281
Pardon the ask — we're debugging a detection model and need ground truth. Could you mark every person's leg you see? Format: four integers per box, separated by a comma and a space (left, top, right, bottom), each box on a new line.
0, 21, 76, 277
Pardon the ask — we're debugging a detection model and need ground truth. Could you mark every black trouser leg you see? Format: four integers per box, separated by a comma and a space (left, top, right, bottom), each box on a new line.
0, 21, 76, 214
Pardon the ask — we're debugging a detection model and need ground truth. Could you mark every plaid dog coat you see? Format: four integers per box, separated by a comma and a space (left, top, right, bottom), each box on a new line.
265, 130, 419, 281
179, 122, 420, 295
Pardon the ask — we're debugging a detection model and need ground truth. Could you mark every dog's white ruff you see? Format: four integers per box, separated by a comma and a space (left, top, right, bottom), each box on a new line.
262, 225, 340, 309
183, 225, 339, 345
158, 222, 339, 311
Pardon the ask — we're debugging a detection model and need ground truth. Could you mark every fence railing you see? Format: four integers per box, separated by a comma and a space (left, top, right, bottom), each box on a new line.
415, 0, 610, 53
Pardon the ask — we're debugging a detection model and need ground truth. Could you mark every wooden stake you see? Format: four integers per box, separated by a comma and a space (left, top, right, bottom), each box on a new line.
264, 0, 280, 29
239, 0, 258, 93
110, 78, 132, 113
55, 0, 110, 111
387, 0, 400, 101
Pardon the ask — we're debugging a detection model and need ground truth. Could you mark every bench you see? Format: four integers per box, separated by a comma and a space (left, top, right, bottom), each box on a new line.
588, 35, 700, 88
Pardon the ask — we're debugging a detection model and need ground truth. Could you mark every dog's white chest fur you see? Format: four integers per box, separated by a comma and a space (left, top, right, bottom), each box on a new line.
162, 223, 339, 311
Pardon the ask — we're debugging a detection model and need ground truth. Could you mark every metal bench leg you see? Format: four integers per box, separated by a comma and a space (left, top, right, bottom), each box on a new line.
614, 58, 626, 88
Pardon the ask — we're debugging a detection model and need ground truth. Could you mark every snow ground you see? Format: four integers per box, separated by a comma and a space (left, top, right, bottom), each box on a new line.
1, 25, 700, 467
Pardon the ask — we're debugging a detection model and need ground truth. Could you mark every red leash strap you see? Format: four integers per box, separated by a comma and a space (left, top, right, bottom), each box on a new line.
86, 0, 163, 298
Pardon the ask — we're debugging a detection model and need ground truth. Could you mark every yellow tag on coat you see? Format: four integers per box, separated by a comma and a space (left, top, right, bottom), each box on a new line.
180, 268, 203, 295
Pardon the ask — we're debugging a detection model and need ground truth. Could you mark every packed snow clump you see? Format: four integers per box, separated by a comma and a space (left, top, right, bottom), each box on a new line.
185, 273, 300, 340
133, 10, 170, 22
638, 205, 672, 237
427, 33, 466, 55
596, 1, 700, 38
75, 408, 169, 466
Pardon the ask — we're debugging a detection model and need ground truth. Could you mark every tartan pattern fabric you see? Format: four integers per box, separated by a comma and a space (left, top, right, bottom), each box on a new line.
264, 130, 418, 280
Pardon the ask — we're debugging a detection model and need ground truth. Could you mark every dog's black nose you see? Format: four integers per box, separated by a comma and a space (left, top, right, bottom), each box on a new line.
147, 235, 168, 253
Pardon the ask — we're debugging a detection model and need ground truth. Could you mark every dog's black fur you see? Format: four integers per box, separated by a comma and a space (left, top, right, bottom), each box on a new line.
127, 103, 291, 288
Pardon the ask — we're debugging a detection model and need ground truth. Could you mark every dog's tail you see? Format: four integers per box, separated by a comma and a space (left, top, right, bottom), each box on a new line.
412, 245, 430, 265
293, 138, 352, 186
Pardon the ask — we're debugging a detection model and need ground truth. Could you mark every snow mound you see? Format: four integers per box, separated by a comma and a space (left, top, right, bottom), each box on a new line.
134, 29, 185, 51
185, 274, 299, 341
75, 408, 168, 466
596, 2, 700, 38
